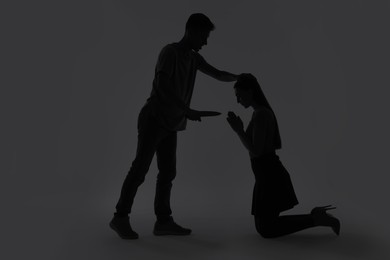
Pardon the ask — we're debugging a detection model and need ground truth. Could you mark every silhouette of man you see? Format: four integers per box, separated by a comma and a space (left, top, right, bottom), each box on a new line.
110, 13, 238, 239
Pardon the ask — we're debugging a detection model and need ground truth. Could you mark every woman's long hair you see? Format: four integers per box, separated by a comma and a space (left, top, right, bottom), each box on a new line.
234, 74, 282, 149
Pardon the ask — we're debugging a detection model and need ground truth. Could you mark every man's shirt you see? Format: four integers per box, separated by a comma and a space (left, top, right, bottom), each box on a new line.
147, 43, 206, 131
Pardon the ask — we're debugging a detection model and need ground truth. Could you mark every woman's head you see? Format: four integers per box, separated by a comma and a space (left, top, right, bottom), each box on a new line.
234, 73, 271, 109
234, 73, 282, 149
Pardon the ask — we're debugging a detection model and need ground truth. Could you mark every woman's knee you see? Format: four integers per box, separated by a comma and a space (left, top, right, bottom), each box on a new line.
257, 226, 276, 239
255, 217, 277, 239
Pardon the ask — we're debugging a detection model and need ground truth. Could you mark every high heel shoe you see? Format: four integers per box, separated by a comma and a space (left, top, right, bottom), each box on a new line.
311, 205, 341, 236
311, 205, 336, 215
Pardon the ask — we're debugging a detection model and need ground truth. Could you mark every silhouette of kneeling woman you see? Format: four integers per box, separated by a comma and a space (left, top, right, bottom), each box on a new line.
226, 74, 340, 238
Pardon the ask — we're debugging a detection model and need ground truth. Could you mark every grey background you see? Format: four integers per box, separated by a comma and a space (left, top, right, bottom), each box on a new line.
2, 0, 390, 259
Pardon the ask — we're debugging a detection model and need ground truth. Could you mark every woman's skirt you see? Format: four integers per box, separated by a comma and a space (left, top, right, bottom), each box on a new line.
250, 153, 299, 215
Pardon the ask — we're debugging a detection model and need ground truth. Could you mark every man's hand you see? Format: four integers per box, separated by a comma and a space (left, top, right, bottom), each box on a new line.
185, 108, 202, 121
226, 111, 244, 134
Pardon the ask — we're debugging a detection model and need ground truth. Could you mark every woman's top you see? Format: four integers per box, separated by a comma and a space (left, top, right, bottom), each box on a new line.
248, 107, 298, 214
245, 107, 279, 159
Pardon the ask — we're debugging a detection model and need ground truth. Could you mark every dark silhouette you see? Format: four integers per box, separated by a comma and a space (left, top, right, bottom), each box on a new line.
226, 74, 340, 238
110, 13, 238, 239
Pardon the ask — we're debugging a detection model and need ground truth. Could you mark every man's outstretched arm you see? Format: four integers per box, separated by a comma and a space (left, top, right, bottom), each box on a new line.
199, 59, 238, 82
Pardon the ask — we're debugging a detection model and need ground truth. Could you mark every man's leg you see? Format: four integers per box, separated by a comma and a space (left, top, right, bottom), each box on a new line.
153, 131, 191, 235
115, 130, 159, 216
111, 124, 168, 239
154, 131, 177, 218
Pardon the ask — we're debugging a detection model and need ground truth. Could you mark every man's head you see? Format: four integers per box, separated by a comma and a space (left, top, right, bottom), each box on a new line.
185, 13, 215, 52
